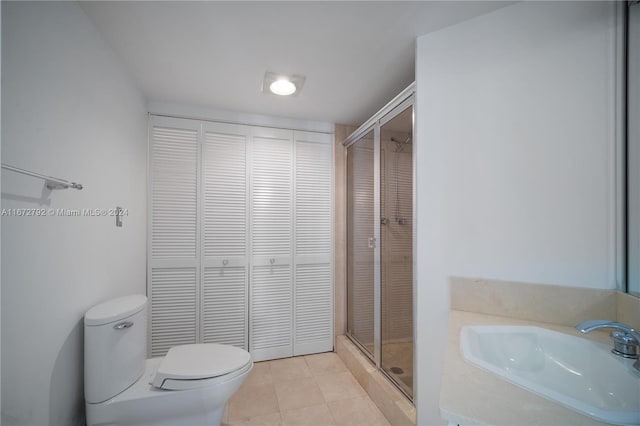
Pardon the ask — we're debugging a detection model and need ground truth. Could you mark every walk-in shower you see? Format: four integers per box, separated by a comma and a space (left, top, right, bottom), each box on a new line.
346, 85, 414, 399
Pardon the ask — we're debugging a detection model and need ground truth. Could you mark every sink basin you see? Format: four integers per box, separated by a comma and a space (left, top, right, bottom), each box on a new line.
460, 325, 640, 425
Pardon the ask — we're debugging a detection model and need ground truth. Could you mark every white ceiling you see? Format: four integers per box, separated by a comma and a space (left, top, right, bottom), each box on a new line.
81, 1, 509, 126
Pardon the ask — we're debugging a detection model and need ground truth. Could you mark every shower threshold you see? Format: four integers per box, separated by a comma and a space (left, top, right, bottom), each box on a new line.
342, 334, 415, 404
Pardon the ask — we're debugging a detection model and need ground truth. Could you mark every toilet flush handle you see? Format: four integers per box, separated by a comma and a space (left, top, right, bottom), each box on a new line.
113, 321, 134, 330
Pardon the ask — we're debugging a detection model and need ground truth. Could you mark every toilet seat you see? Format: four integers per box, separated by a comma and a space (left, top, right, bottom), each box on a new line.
152, 343, 252, 391
155, 360, 253, 391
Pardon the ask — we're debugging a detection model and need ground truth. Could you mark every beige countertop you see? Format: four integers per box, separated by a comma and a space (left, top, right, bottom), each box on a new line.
440, 310, 614, 426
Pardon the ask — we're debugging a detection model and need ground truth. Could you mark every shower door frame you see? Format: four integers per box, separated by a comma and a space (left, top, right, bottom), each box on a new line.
344, 83, 416, 401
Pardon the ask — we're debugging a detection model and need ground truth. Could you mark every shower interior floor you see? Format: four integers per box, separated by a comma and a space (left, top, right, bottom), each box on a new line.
382, 340, 413, 393
356, 339, 413, 394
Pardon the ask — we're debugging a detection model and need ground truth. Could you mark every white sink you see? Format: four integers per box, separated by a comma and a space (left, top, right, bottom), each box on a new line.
460, 325, 640, 425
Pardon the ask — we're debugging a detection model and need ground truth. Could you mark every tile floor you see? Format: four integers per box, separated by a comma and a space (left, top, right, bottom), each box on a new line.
222, 352, 391, 426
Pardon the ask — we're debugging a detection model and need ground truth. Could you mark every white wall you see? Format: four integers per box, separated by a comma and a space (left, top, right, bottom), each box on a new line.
414, 2, 619, 424
1, 2, 147, 425
629, 3, 640, 295
1, 0, 3, 418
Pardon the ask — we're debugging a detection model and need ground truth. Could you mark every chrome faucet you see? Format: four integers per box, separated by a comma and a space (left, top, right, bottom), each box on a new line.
576, 320, 640, 372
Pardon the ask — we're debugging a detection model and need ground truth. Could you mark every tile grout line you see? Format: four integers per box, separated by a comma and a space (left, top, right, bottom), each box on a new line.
304, 355, 340, 426
267, 360, 284, 424
234, 354, 381, 426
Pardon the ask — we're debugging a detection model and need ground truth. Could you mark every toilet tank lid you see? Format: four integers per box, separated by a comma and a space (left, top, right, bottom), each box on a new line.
85, 294, 147, 326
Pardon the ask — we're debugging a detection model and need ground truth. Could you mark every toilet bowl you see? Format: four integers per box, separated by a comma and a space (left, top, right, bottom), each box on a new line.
84, 295, 252, 426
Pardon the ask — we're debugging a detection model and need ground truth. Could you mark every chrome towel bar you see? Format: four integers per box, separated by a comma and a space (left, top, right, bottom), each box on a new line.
1, 163, 83, 190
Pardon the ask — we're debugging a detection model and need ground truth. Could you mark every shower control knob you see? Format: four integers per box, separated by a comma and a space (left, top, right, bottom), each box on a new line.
223, 259, 228, 266
270, 258, 276, 264
368, 237, 377, 249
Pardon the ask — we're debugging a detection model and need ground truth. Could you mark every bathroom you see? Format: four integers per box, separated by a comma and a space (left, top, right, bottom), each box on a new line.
1, 1, 639, 426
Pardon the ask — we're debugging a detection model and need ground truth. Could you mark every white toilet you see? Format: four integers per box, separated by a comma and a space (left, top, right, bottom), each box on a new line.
84, 294, 253, 426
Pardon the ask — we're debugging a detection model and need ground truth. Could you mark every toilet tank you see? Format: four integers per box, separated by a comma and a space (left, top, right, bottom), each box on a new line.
84, 295, 147, 404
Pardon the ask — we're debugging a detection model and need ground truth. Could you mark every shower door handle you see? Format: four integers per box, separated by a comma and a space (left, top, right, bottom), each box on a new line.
368, 237, 377, 249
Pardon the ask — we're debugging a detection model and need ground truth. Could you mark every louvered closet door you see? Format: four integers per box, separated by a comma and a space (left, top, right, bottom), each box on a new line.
293, 131, 334, 356
148, 116, 200, 357
250, 127, 294, 361
201, 122, 249, 349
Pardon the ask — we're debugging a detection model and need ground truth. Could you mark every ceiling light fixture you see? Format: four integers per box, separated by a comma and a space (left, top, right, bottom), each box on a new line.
270, 79, 297, 96
262, 72, 305, 97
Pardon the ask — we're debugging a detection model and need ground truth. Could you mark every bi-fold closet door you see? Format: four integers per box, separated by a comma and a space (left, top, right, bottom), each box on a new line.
148, 115, 333, 361
250, 127, 293, 361
201, 121, 250, 351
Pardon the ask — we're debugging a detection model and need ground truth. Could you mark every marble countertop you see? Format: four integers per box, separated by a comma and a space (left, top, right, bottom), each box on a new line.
440, 310, 613, 426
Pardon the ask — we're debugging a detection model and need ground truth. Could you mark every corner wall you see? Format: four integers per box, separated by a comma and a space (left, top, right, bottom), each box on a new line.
334, 124, 357, 342
1, 2, 147, 424
0, 0, 3, 417
414, 2, 620, 424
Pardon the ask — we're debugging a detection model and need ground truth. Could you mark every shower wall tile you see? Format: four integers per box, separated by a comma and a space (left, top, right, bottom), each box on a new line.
450, 276, 617, 326
334, 124, 357, 342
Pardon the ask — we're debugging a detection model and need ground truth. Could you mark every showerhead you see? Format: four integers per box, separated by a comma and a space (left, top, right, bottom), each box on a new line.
391, 135, 412, 152
390, 136, 412, 145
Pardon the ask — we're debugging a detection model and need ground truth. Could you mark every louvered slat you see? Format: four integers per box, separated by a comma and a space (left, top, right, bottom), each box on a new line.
250, 127, 294, 361
251, 134, 292, 257
151, 125, 198, 258
202, 266, 247, 348
295, 139, 332, 255
148, 117, 200, 358
293, 132, 333, 355
150, 267, 197, 357
250, 264, 292, 361
201, 123, 249, 348
295, 263, 332, 344
148, 117, 334, 362
203, 126, 247, 257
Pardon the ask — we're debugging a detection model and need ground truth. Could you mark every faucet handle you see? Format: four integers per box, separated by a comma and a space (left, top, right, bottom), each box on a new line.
576, 320, 640, 361
610, 330, 639, 359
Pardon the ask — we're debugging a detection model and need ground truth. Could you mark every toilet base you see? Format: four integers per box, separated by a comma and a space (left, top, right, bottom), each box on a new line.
86, 358, 252, 426
88, 406, 224, 426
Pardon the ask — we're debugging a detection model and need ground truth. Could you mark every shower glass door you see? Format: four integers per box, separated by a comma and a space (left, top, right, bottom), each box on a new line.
380, 104, 413, 398
345, 85, 414, 400
346, 129, 376, 357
